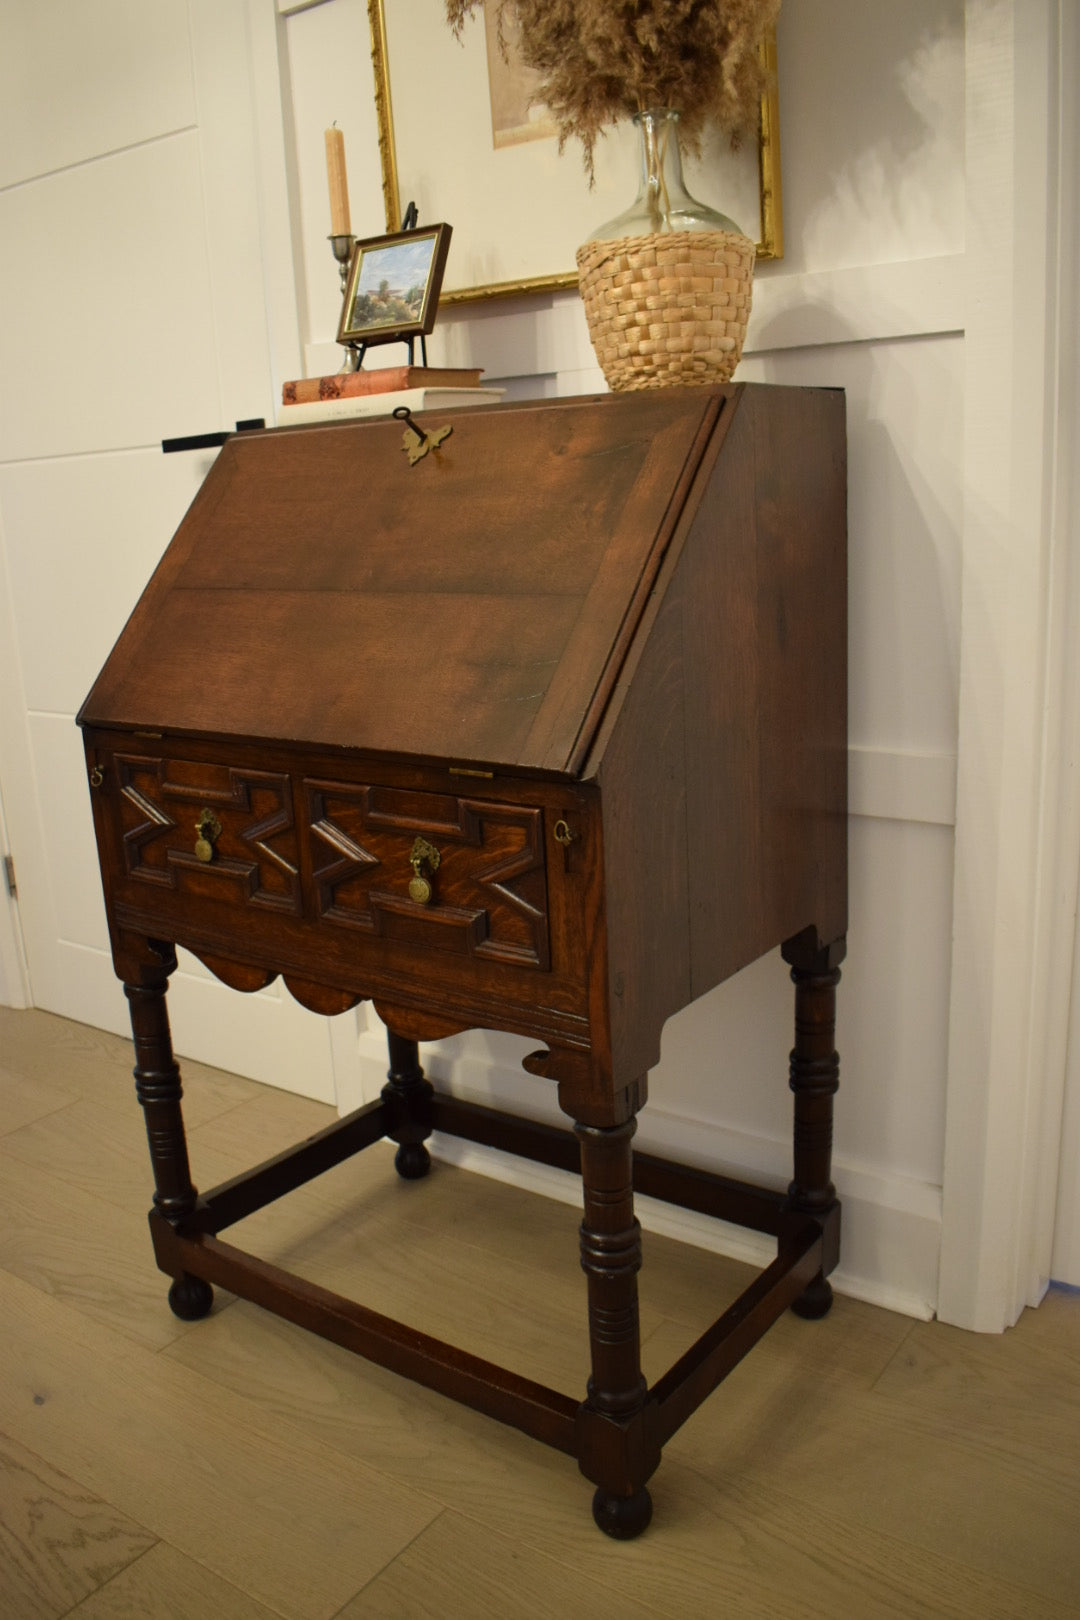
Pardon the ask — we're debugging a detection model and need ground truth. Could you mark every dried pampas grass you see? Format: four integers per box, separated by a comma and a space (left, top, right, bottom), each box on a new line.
446, 0, 780, 177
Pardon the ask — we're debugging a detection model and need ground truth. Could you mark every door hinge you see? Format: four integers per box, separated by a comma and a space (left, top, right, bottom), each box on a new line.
3, 854, 15, 898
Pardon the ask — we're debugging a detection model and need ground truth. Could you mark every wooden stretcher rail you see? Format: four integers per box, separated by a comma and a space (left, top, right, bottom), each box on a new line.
651, 1222, 822, 1443
432, 1093, 786, 1235
195, 1097, 391, 1232
164, 1087, 821, 1484
150, 1215, 580, 1456
431, 1093, 577, 1171
197, 1089, 787, 1244
141, 1086, 836, 1535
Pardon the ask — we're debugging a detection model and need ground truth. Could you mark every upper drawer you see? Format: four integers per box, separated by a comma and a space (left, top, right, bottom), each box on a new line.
306, 779, 549, 971
103, 749, 552, 972
112, 752, 302, 914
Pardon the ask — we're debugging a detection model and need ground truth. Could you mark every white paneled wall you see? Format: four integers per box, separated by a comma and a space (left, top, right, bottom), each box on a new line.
775, 0, 964, 274
0, 137, 222, 462
277, 0, 969, 1317
2, 450, 218, 720
0, 1, 196, 188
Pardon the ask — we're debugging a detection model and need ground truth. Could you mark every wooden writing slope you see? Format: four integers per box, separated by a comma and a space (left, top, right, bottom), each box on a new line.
79, 384, 847, 1539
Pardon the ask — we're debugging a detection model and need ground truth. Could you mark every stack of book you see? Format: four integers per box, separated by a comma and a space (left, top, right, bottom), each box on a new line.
276, 365, 504, 426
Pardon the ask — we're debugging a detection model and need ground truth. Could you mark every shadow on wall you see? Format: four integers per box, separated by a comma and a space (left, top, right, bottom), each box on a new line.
775, 0, 964, 273
746, 302, 961, 762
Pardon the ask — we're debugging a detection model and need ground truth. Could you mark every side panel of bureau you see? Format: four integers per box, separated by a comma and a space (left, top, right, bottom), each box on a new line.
590, 386, 848, 1079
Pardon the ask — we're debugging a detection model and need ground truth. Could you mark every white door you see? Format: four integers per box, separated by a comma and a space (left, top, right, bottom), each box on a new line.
0, 0, 346, 1102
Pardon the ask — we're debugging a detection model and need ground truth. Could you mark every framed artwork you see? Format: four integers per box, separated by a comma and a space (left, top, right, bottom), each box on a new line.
367, 0, 783, 305
337, 223, 452, 346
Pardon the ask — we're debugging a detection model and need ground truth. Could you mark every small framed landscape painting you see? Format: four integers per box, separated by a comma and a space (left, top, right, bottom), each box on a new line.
337, 224, 452, 347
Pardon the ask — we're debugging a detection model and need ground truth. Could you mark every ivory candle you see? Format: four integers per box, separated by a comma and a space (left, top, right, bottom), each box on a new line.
324, 126, 351, 237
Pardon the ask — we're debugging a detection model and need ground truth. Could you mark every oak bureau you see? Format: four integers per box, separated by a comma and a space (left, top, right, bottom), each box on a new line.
78, 384, 847, 1538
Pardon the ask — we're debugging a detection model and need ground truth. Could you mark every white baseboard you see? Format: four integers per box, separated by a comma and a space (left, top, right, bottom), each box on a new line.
344, 1027, 940, 1323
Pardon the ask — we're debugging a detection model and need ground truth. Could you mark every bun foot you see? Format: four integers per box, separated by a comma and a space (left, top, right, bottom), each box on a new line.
394, 1142, 431, 1180
168, 1274, 214, 1320
592, 1485, 653, 1540
791, 1273, 833, 1320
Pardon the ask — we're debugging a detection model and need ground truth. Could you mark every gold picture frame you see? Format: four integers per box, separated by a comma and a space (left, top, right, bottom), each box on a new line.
367, 2, 783, 307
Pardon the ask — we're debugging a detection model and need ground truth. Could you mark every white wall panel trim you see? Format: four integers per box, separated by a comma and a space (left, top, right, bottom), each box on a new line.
0, 446, 177, 472
848, 746, 957, 827
0, 126, 200, 199
302, 253, 965, 387
747, 252, 965, 354
939, 0, 1067, 1331
0, 507, 60, 1010
1050, 0, 1080, 1287
0, 781, 30, 1008
247, 0, 305, 397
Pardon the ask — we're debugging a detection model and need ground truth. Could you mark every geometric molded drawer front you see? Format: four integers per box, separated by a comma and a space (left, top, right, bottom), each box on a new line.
116, 753, 301, 914
305, 780, 551, 970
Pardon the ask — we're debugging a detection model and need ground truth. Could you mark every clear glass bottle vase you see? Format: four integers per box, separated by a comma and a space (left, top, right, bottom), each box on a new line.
588, 109, 742, 241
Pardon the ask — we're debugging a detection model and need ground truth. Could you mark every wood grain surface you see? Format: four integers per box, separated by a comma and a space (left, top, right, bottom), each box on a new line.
78, 392, 717, 772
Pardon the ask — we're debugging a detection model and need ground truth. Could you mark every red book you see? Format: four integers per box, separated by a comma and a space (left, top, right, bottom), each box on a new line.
282, 365, 483, 405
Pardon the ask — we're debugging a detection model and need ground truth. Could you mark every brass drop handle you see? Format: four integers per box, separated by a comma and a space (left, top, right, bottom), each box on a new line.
194, 808, 222, 863
408, 836, 441, 904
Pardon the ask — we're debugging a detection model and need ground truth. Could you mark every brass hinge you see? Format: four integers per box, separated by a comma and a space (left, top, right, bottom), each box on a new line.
3, 854, 15, 898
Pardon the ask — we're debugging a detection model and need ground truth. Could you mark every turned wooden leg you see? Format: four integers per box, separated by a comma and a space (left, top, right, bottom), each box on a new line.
781, 932, 845, 1320
382, 1031, 434, 1180
575, 1115, 657, 1539
124, 975, 213, 1321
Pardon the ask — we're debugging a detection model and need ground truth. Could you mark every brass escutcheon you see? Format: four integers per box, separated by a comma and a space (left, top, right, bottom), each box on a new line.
393, 404, 453, 466
408, 835, 441, 904
194, 808, 222, 863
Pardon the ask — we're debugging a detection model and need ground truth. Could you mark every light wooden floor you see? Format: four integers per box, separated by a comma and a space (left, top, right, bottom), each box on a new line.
1, 1005, 1078, 1620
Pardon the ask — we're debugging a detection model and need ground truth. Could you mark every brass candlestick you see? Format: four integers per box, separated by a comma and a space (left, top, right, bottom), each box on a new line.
329, 232, 355, 294
329, 233, 359, 372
